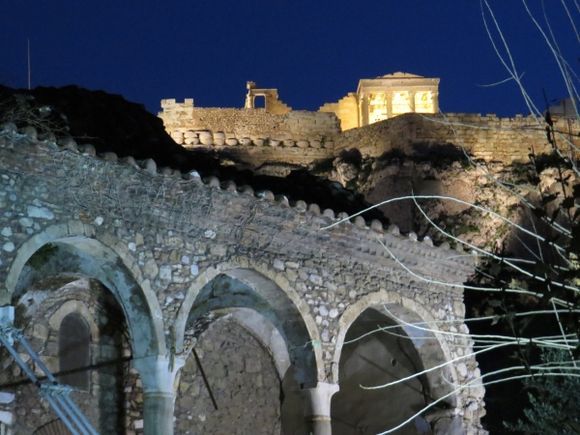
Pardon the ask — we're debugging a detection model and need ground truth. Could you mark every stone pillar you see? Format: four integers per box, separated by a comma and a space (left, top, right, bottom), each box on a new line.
302, 382, 339, 435
432, 91, 440, 113
142, 391, 175, 435
245, 81, 256, 109
244, 94, 254, 109
132, 355, 185, 435
386, 91, 393, 119
359, 94, 369, 127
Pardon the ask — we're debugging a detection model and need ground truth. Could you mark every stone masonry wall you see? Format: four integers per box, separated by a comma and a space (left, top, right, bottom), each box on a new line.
334, 113, 580, 163
0, 125, 486, 434
160, 100, 578, 166
175, 318, 282, 435
0, 278, 138, 434
172, 129, 332, 167
159, 100, 340, 142
319, 93, 359, 131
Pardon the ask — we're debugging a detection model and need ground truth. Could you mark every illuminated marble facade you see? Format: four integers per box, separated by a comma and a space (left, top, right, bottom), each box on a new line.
320, 72, 439, 130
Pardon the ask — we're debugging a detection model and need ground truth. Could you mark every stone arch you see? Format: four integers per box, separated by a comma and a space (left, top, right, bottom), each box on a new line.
333, 290, 458, 402
174, 260, 322, 384
48, 299, 100, 342
331, 291, 462, 434
175, 310, 289, 435
5, 221, 166, 358
178, 307, 291, 379
7, 276, 132, 434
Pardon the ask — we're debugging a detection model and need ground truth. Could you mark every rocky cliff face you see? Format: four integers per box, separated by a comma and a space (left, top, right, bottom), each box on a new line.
315, 149, 577, 257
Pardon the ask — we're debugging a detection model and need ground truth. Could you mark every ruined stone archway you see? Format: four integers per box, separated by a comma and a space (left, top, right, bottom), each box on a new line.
174, 263, 323, 383
5, 223, 166, 358
332, 292, 459, 434
6, 276, 135, 434
181, 270, 319, 385
175, 269, 320, 434
175, 310, 293, 435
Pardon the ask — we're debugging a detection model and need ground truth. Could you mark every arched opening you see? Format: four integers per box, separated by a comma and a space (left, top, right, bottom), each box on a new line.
2, 276, 134, 434
8, 235, 164, 358
332, 304, 456, 435
1, 234, 160, 434
176, 270, 317, 434
59, 313, 90, 390
176, 313, 284, 434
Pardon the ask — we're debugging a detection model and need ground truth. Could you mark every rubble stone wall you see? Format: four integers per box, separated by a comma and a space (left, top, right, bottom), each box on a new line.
334, 113, 580, 163
175, 318, 283, 435
160, 101, 578, 165
159, 100, 341, 142
0, 125, 486, 434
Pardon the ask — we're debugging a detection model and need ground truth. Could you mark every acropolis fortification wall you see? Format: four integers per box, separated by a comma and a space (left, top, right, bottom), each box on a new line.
159, 100, 579, 165
158, 75, 578, 165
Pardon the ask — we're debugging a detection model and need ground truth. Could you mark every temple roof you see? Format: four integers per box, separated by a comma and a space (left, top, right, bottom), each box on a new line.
377, 72, 424, 78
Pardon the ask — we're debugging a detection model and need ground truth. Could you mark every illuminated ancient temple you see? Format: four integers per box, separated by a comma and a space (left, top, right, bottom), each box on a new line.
319, 72, 439, 130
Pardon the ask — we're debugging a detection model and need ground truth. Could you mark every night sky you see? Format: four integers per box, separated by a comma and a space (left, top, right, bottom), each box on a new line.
2, 1, 577, 116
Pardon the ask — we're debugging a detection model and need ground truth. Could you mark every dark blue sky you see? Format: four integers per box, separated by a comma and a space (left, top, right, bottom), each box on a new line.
2, 1, 577, 116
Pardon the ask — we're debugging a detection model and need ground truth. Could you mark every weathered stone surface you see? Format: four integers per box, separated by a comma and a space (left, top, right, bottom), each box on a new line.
0, 279, 134, 434
0, 129, 485, 434
175, 319, 281, 435
27, 205, 54, 220
212, 132, 225, 146
199, 131, 213, 146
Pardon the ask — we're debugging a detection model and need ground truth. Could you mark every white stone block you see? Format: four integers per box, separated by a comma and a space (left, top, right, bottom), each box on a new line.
159, 265, 172, 281
199, 131, 213, 146
190, 264, 199, 276
0, 410, 13, 425
0, 392, 15, 404
27, 205, 54, 220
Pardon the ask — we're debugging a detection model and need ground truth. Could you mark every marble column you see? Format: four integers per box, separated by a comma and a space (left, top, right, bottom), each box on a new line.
432, 91, 440, 113
302, 382, 339, 435
133, 355, 185, 435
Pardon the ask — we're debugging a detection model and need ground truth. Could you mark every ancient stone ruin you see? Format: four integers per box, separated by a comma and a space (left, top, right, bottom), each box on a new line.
159, 74, 579, 169
0, 124, 485, 433
320, 72, 440, 130
3, 73, 576, 434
